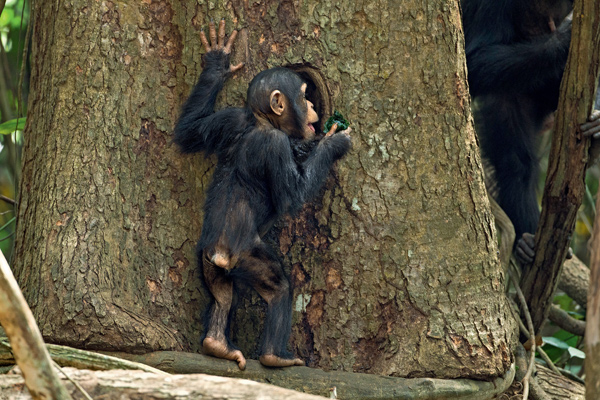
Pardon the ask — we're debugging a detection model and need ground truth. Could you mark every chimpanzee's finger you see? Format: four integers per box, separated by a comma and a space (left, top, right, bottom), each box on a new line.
230, 62, 244, 73
224, 30, 238, 54
325, 123, 338, 137
200, 29, 211, 52
218, 18, 226, 49
209, 20, 217, 48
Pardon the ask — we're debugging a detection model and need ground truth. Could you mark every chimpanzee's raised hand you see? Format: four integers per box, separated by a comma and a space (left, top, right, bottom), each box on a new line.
200, 19, 243, 74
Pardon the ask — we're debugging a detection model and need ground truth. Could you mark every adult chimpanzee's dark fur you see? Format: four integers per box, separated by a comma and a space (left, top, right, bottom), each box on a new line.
461, 0, 575, 250
174, 47, 350, 368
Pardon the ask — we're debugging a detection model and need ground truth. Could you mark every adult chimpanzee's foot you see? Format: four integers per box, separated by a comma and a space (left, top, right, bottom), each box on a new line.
259, 354, 304, 367
203, 337, 246, 370
515, 232, 573, 266
515, 232, 535, 265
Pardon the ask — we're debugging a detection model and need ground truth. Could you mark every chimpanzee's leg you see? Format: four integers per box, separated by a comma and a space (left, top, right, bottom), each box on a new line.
236, 244, 304, 367
201, 254, 246, 370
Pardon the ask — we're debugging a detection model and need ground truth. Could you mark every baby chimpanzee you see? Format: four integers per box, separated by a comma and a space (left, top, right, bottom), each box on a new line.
174, 20, 351, 369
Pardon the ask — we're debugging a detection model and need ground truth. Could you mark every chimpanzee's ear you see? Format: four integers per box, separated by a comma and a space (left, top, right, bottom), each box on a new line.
270, 90, 286, 116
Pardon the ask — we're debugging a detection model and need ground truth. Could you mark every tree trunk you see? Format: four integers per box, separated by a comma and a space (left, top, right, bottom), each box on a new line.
14, 0, 515, 380
14, 0, 206, 352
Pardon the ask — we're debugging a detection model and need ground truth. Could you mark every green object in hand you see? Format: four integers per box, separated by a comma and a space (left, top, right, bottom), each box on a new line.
324, 110, 349, 133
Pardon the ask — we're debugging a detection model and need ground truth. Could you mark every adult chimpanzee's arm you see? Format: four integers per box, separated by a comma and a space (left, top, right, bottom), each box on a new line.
466, 21, 571, 96
261, 130, 351, 216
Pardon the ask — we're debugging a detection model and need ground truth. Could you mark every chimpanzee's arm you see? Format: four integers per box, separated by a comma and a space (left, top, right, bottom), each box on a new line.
465, 17, 571, 96
300, 133, 352, 199
174, 51, 247, 154
259, 130, 351, 215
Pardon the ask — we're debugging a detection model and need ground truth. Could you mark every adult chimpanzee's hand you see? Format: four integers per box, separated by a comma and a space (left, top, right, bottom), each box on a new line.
200, 19, 244, 74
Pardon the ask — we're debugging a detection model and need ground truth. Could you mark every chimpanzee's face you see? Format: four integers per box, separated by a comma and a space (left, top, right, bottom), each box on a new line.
302, 83, 319, 139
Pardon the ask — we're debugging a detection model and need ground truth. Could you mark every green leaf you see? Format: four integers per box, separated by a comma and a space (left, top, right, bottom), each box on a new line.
542, 336, 570, 350
324, 110, 350, 133
0, 118, 25, 135
0, 9, 15, 28
568, 347, 585, 359
553, 293, 574, 311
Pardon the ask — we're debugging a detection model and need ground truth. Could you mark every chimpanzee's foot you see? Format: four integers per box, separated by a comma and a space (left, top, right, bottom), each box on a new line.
259, 354, 304, 367
582, 110, 600, 139
203, 337, 246, 370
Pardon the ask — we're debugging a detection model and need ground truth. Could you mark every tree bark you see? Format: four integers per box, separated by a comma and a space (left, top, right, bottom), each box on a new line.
559, 256, 590, 309
14, 0, 206, 353
0, 368, 327, 400
537, 364, 585, 400
14, 0, 514, 380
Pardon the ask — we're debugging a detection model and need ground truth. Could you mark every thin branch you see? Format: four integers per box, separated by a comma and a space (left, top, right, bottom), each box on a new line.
514, 344, 552, 400
510, 262, 536, 400
16, 0, 31, 115
0, 232, 15, 242
0, 195, 15, 206
515, 315, 561, 375
0, 250, 72, 399
52, 361, 93, 400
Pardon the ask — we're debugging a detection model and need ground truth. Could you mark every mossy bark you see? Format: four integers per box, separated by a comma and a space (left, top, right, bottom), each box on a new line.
13, 0, 515, 379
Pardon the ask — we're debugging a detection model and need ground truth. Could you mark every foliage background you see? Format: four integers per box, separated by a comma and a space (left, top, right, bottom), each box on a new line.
0, 0, 28, 260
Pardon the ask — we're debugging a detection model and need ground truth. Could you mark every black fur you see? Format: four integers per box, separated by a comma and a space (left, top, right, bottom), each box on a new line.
461, 0, 573, 242
174, 50, 350, 361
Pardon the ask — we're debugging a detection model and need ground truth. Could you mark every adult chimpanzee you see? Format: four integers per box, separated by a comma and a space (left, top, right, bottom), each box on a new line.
174, 20, 352, 369
461, 0, 600, 264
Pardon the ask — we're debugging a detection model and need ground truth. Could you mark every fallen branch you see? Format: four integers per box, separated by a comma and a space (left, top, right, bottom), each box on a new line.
0, 340, 169, 376
536, 364, 585, 399
11, 347, 514, 400
0, 368, 327, 400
